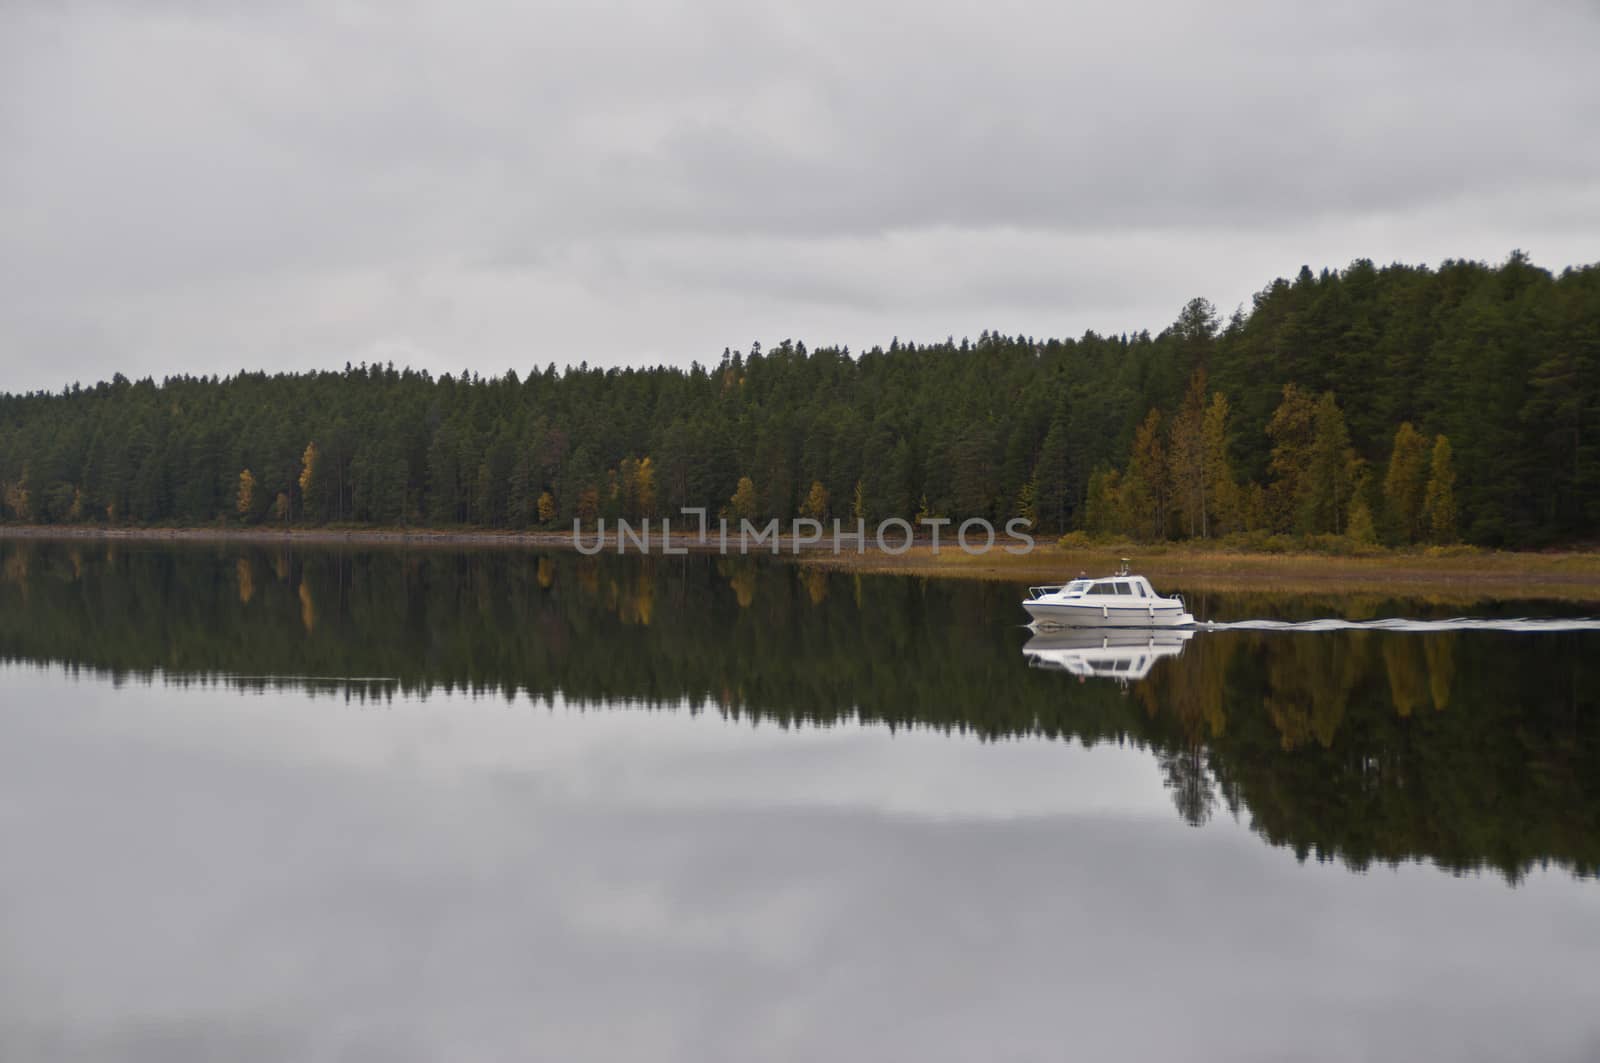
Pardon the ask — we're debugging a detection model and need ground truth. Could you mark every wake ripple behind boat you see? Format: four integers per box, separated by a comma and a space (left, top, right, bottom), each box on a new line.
1206, 617, 1600, 634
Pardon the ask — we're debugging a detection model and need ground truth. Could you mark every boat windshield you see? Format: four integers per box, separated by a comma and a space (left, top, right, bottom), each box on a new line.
1063, 580, 1090, 595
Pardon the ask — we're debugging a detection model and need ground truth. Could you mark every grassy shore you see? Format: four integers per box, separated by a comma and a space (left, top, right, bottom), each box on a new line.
804, 540, 1600, 601
4, 524, 1599, 601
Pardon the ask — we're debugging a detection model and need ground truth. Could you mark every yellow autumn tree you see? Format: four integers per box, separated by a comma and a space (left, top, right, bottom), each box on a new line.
1382, 422, 1430, 544
1346, 487, 1378, 545
616, 456, 658, 520
237, 469, 256, 519
1, 470, 31, 522
576, 486, 600, 525
536, 491, 557, 524
799, 481, 830, 521
1124, 409, 1168, 541
728, 476, 759, 521
298, 442, 319, 521
1423, 435, 1457, 543
634, 456, 657, 518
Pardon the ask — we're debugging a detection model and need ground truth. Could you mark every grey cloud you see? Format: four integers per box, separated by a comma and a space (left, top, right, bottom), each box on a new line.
3, 0, 1599, 390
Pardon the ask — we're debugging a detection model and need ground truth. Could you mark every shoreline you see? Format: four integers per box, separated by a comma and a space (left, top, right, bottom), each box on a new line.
4, 524, 1599, 600
810, 544, 1600, 600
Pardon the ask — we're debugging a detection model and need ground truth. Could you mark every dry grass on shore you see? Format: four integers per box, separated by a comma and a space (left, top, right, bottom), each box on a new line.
799, 540, 1600, 601
4, 524, 1599, 601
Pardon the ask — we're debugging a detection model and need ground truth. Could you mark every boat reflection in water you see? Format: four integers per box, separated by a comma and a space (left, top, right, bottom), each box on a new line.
1022, 628, 1194, 683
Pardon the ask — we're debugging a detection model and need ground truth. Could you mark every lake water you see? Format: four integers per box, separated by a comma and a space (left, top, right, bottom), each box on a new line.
2, 540, 1598, 1062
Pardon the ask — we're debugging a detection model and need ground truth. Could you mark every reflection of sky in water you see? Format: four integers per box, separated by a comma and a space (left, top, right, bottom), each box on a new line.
2, 664, 1598, 1063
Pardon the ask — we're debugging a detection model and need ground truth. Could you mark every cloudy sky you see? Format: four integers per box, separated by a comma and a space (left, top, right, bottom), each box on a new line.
4, 0, 1598, 393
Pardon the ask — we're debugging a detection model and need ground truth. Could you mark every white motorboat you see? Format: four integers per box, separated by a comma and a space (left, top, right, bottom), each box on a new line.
1022, 628, 1193, 681
1022, 560, 1194, 628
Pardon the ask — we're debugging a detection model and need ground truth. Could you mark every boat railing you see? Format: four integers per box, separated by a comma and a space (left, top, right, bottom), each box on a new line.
1026, 585, 1063, 600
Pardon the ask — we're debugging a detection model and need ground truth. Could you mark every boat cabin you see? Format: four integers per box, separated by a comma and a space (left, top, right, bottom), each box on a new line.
1061, 576, 1158, 599
1026, 576, 1161, 601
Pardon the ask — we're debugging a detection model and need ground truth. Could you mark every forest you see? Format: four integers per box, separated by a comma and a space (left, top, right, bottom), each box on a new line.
1, 252, 1596, 548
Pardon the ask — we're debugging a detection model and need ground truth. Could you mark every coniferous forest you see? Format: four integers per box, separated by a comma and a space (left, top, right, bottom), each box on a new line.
2, 253, 1597, 548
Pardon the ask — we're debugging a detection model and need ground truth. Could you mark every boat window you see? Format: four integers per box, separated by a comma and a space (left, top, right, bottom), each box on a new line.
1113, 581, 1133, 595
1087, 582, 1116, 595
1065, 580, 1090, 594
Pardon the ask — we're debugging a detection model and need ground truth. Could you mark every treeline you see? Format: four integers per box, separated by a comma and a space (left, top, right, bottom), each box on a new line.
2, 252, 1596, 547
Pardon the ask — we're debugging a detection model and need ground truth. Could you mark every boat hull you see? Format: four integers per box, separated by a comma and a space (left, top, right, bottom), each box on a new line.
1022, 600, 1194, 628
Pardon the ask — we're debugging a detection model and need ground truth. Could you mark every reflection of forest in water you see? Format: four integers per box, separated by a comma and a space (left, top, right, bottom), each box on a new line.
2, 539, 1597, 883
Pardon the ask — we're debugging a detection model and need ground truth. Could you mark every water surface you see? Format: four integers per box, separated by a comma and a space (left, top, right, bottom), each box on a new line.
1, 541, 1598, 1061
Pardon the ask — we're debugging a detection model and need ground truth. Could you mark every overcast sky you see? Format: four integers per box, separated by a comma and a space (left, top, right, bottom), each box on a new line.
4, 0, 1599, 394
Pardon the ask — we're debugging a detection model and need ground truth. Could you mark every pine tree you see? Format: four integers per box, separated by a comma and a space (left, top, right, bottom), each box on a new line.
508, 455, 533, 526
1202, 392, 1239, 535
1266, 384, 1317, 533
1302, 392, 1358, 535
1029, 411, 1073, 533
1168, 370, 1207, 538
1082, 467, 1125, 536
1013, 479, 1038, 529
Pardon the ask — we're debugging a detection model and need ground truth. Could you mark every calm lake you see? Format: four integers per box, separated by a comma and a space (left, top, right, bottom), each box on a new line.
2, 540, 1598, 1062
